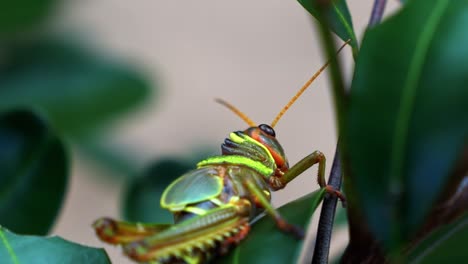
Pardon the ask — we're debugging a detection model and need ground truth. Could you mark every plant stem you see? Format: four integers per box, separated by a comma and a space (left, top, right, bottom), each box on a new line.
309, 1, 348, 263
368, 0, 387, 27
312, 145, 343, 264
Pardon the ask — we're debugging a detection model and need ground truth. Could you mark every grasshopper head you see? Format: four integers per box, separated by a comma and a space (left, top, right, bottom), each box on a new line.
244, 124, 289, 176
216, 40, 351, 181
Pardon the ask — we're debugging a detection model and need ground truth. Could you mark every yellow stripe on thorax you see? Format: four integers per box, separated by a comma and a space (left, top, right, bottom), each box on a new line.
229, 132, 276, 165
197, 156, 273, 176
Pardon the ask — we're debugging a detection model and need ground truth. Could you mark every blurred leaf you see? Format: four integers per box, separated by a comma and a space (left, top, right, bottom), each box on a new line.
330, 246, 348, 264
330, 255, 341, 264
185, 147, 218, 166
0, 110, 68, 235
123, 158, 194, 224
0, 226, 111, 264
76, 137, 143, 179
334, 207, 348, 228
298, 0, 358, 57
0, 0, 59, 35
0, 40, 151, 135
408, 214, 468, 263
219, 188, 326, 264
347, 0, 468, 250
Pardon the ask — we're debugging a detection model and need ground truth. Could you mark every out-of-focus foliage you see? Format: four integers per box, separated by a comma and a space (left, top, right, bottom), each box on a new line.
0, 226, 111, 264
123, 158, 194, 224
347, 0, 468, 251
408, 213, 468, 263
0, 0, 151, 136
0, 0, 59, 35
0, 110, 68, 235
0, 0, 151, 263
0, 41, 150, 135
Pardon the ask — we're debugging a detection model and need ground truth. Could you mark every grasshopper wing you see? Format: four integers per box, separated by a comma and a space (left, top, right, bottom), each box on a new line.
161, 166, 223, 211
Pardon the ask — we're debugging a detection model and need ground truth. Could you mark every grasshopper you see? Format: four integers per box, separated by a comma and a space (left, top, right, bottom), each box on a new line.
93, 41, 349, 264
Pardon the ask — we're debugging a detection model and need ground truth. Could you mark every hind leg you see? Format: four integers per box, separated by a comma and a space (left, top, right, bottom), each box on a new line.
122, 201, 251, 263
93, 217, 172, 245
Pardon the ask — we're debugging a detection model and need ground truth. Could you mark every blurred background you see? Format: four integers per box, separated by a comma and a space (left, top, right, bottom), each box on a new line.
1, 1, 398, 263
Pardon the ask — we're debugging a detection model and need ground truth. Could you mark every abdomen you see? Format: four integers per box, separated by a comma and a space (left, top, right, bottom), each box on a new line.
174, 164, 271, 223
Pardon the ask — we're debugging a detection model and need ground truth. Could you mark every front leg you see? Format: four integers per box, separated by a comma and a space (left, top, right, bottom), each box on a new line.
280, 150, 327, 187
271, 150, 346, 205
244, 176, 304, 239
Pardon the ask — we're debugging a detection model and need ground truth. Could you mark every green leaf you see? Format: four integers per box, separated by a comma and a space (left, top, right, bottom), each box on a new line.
0, 110, 68, 235
408, 214, 468, 263
347, 0, 468, 250
334, 207, 348, 228
0, 40, 151, 134
0, 226, 111, 264
298, 0, 358, 57
219, 188, 326, 264
123, 158, 194, 224
0, 0, 59, 35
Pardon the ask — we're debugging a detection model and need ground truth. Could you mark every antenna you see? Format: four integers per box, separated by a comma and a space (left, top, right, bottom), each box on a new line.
270, 39, 351, 128
215, 98, 256, 127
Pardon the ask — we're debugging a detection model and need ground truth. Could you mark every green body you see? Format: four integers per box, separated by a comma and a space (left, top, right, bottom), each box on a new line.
93, 126, 332, 264
162, 162, 271, 222
160, 130, 277, 222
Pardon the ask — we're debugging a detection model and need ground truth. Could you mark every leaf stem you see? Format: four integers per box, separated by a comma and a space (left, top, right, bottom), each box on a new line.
368, 0, 387, 27
311, 145, 343, 264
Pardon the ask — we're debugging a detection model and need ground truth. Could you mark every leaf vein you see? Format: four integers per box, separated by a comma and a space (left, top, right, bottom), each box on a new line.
390, 0, 449, 191
0, 228, 19, 264
332, 3, 358, 56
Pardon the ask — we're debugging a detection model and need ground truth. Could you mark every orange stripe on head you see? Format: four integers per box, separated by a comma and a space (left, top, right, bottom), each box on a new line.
249, 128, 286, 168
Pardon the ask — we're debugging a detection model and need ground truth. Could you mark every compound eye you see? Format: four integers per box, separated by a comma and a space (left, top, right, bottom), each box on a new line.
259, 124, 276, 137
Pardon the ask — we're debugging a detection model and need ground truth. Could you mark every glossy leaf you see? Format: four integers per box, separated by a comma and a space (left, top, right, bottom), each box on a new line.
0, 0, 59, 35
123, 159, 193, 224
347, 0, 468, 249
0, 40, 150, 134
219, 188, 326, 264
0, 110, 68, 235
334, 207, 348, 228
298, 0, 358, 56
408, 214, 468, 263
0, 226, 111, 264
